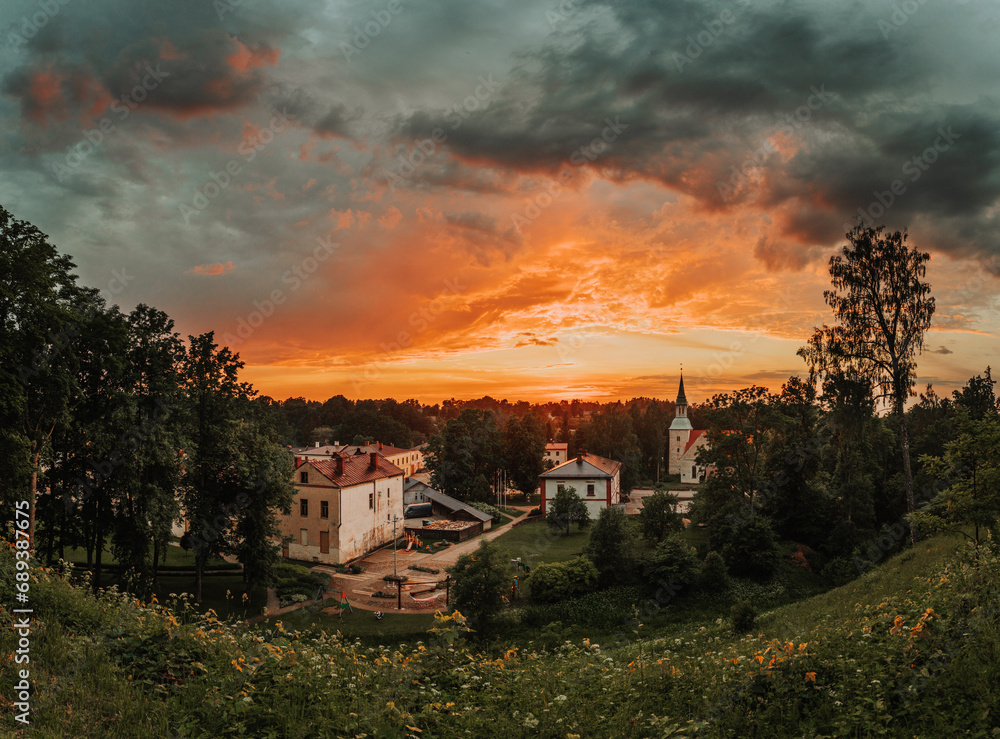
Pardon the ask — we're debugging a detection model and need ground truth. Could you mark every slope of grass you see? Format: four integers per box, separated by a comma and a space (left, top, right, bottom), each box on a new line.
2, 533, 998, 737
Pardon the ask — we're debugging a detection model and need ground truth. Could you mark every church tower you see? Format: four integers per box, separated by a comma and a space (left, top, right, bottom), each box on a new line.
668, 371, 693, 475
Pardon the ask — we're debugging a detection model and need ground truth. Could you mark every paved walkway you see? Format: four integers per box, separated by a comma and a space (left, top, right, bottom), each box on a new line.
251, 509, 536, 619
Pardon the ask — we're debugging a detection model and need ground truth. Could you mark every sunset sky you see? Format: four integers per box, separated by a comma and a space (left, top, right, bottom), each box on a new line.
2, 0, 998, 404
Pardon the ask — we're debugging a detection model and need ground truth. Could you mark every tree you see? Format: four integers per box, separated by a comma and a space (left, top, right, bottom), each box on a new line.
583, 404, 643, 493
585, 506, 638, 586
0, 205, 81, 550
180, 332, 254, 602
642, 535, 701, 590
695, 386, 782, 518
799, 225, 935, 542
446, 539, 511, 631
425, 409, 501, 501
502, 412, 547, 496
909, 409, 1000, 549
231, 403, 295, 599
638, 489, 683, 541
953, 367, 999, 420
546, 486, 590, 534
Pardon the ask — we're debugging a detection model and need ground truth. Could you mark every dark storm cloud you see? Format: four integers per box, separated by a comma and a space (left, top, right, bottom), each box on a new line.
386, 0, 1000, 264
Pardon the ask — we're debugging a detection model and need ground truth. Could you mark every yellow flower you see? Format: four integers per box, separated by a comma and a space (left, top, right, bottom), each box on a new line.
805, 672, 816, 682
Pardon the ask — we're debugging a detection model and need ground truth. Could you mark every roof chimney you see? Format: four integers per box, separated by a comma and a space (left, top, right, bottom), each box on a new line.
335, 455, 344, 476
315, 441, 320, 448
379, 441, 383, 450
369, 451, 378, 469
576, 453, 584, 464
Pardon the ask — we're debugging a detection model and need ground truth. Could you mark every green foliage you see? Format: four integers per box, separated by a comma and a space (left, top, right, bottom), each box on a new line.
275, 563, 329, 607
712, 513, 781, 580
700, 550, 731, 593
642, 535, 701, 590
821, 556, 859, 586
426, 409, 501, 502
638, 490, 683, 541
466, 500, 505, 520
585, 506, 639, 586
909, 409, 1000, 548
446, 538, 512, 630
502, 412, 547, 496
730, 599, 757, 633
527, 557, 599, 603
4, 530, 1000, 737
546, 486, 591, 534
580, 404, 643, 493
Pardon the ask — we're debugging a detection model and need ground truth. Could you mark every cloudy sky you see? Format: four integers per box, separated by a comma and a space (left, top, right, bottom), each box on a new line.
2, 0, 998, 403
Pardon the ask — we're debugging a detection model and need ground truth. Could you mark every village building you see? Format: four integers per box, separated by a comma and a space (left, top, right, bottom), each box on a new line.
668, 372, 710, 482
280, 451, 404, 564
538, 452, 623, 519
544, 442, 568, 467
292, 441, 423, 478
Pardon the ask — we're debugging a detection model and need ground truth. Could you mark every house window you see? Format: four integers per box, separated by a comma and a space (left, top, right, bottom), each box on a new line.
300, 471, 309, 484
300, 499, 308, 516
557, 483, 565, 494
369, 492, 374, 509
300, 529, 308, 546
587, 483, 595, 497
692, 465, 697, 478
320, 500, 329, 519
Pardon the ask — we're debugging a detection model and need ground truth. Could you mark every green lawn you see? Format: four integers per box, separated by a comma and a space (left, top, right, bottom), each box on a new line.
493, 518, 590, 568
274, 599, 437, 642
58, 541, 231, 569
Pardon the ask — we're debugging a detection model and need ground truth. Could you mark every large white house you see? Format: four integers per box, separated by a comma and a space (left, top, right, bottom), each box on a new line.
668, 372, 710, 483
538, 452, 623, 519
279, 451, 404, 564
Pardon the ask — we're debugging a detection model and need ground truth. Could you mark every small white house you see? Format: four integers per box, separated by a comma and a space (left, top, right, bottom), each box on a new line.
544, 442, 568, 467
538, 452, 622, 520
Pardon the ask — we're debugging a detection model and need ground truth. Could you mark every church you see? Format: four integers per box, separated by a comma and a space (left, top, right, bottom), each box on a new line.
667, 372, 710, 484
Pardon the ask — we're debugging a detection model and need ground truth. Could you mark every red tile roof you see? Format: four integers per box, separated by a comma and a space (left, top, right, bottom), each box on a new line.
683, 429, 707, 456
307, 454, 404, 487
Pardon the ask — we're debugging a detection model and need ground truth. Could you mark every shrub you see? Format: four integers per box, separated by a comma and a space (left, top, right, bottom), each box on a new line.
528, 507, 542, 516
711, 514, 781, 580
383, 574, 408, 583
730, 599, 757, 633
642, 536, 701, 591
821, 556, 859, 586
466, 501, 505, 520
348, 563, 363, 574
527, 557, 599, 603
700, 550, 731, 592
275, 563, 329, 605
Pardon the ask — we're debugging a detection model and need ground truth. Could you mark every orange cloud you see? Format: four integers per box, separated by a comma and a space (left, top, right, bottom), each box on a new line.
187, 261, 235, 276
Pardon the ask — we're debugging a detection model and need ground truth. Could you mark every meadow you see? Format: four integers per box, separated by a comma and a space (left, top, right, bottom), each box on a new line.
3, 529, 998, 737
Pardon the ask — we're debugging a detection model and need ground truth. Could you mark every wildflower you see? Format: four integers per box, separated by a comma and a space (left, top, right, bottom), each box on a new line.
805, 672, 816, 682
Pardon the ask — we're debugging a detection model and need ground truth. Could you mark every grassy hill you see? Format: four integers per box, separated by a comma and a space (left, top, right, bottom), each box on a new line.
2, 534, 998, 737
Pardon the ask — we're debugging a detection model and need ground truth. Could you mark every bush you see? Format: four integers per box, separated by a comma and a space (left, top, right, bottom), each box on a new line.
527, 557, 599, 603
642, 536, 701, 591
466, 501, 504, 520
730, 599, 757, 634
821, 556, 859, 586
528, 507, 542, 517
348, 563, 363, 575
275, 563, 329, 605
711, 514, 781, 580
700, 550, 731, 592
520, 585, 643, 631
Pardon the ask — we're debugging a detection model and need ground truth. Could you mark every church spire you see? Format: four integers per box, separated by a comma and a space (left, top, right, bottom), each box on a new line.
676, 369, 688, 407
